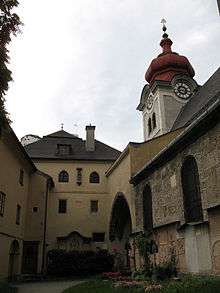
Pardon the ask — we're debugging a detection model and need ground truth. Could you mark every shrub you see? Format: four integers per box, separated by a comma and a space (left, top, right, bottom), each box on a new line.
47, 249, 114, 276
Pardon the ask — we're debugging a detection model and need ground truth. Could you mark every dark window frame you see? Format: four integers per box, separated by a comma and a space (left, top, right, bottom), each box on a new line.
181, 156, 203, 223
58, 170, 69, 183
16, 204, 21, 225
0, 192, 6, 217
19, 169, 24, 186
76, 168, 82, 185
90, 200, 98, 213
143, 184, 153, 232
58, 199, 67, 214
92, 232, 105, 242
152, 112, 157, 129
56, 144, 72, 156
89, 172, 100, 184
148, 117, 152, 135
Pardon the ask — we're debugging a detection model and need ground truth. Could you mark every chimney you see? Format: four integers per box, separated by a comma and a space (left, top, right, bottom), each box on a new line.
85, 125, 96, 151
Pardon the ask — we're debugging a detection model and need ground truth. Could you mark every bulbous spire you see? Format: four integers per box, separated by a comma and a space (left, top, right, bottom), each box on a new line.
145, 20, 195, 85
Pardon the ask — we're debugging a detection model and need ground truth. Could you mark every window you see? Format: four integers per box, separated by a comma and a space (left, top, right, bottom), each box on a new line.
148, 118, 152, 135
92, 232, 105, 242
181, 156, 203, 223
0, 192, 6, 216
19, 169, 24, 186
143, 184, 153, 232
16, 205, 21, 225
152, 112, 157, 129
76, 168, 82, 185
58, 170, 69, 182
58, 199, 67, 213
89, 172, 100, 183
90, 200, 98, 213
33, 207, 38, 213
56, 144, 72, 156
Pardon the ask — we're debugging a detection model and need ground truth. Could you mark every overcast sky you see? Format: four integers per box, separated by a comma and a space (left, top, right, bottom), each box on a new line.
6, 0, 220, 150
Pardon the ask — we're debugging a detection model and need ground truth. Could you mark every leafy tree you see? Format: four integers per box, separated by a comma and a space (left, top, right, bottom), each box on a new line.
0, 0, 22, 126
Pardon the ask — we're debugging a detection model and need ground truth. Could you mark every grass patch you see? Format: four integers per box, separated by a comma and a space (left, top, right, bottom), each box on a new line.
62, 280, 136, 293
62, 276, 220, 293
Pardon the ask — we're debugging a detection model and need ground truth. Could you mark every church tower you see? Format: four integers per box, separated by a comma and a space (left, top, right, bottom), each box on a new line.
137, 20, 198, 141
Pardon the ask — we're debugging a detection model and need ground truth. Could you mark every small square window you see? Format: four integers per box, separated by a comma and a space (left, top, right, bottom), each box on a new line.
33, 207, 38, 213
16, 204, 21, 225
19, 169, 24, 186
57, 144, 72, 156
59, 199, 67, 213
90, 200, 98, 213
92, 233, 105, 242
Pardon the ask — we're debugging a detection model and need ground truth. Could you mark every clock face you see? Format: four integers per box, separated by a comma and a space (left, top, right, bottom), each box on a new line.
146, 94, 154, 110
174, 82, 191, 99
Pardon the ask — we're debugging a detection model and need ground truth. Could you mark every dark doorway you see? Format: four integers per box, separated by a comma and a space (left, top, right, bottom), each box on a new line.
22, 241, 39, 274
8, 240, 20, 280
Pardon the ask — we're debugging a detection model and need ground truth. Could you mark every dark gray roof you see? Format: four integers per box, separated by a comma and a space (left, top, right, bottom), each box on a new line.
172, 66, 220, 129
24, 130, 121, 161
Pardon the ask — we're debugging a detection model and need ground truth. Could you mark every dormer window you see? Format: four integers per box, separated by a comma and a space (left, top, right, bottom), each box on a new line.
56, 144, 72, 156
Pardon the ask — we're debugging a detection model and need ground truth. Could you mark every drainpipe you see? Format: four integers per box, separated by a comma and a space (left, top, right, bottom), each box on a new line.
41, 179, 50, 274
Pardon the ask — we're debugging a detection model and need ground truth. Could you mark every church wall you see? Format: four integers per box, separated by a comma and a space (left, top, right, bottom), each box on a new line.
106, 153, 135, 232
134, 121, 220, 274
33, 160, 112, 251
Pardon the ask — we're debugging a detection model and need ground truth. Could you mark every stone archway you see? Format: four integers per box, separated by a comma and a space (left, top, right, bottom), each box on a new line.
8, 240, 20, 280
109, 193, 132, 269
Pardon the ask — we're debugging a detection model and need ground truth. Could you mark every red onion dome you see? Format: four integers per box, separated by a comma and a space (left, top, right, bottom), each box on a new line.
145, 27, 195, 85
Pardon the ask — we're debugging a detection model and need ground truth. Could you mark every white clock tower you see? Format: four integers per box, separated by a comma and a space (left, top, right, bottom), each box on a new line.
137, 21, 198, 141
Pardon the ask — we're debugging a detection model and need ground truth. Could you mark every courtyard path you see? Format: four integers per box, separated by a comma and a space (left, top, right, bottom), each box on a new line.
14, 280, 84, 293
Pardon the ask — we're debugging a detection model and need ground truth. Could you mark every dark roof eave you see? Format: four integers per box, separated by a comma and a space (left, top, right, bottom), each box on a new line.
130, 98, 220, 185
31, 157, 117, 162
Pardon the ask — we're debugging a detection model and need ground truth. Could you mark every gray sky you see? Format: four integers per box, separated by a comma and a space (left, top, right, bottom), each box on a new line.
6, 0, 220, 151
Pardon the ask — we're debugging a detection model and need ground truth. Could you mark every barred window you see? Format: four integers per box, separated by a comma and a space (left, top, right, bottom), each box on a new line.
76, 168, 82, 185
0, 192, 6, 216
58, 199, 67, 214
58, 170, 69, 182
91, 200, 98, 213
143, 184, 153, 232
89, 172, 100, 183
181, 156, 203, 223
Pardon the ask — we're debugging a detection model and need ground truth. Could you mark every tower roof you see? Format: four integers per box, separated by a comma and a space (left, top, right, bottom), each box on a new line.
145, 21, 195, 85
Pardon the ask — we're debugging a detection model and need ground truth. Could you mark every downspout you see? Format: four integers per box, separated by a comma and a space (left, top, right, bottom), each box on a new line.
41, 179, 50, 274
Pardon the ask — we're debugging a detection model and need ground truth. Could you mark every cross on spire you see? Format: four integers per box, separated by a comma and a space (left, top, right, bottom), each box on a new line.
61, 123, 64, 130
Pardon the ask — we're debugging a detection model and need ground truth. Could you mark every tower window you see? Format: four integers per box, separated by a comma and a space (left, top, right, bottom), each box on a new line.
152, 112, 157, 129
90, 200, 98, 213
181, 156, 203, 223
58, 170, 69, 182
58, 199, 67, 213
148, 118, 152, 135
0, 192, 6, 216
89, 172, 100, 183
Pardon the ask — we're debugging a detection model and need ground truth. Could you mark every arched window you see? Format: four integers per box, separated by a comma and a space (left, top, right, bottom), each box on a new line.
143, 184, 153, 232
181, 156, 203, 223
89, 172, 100, 183
148, 118, 152, 135
152, 112, 156, 129
58, 170, 69, 182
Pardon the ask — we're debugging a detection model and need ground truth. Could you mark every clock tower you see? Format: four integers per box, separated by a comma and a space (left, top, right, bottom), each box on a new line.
137, 20, 198, 141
